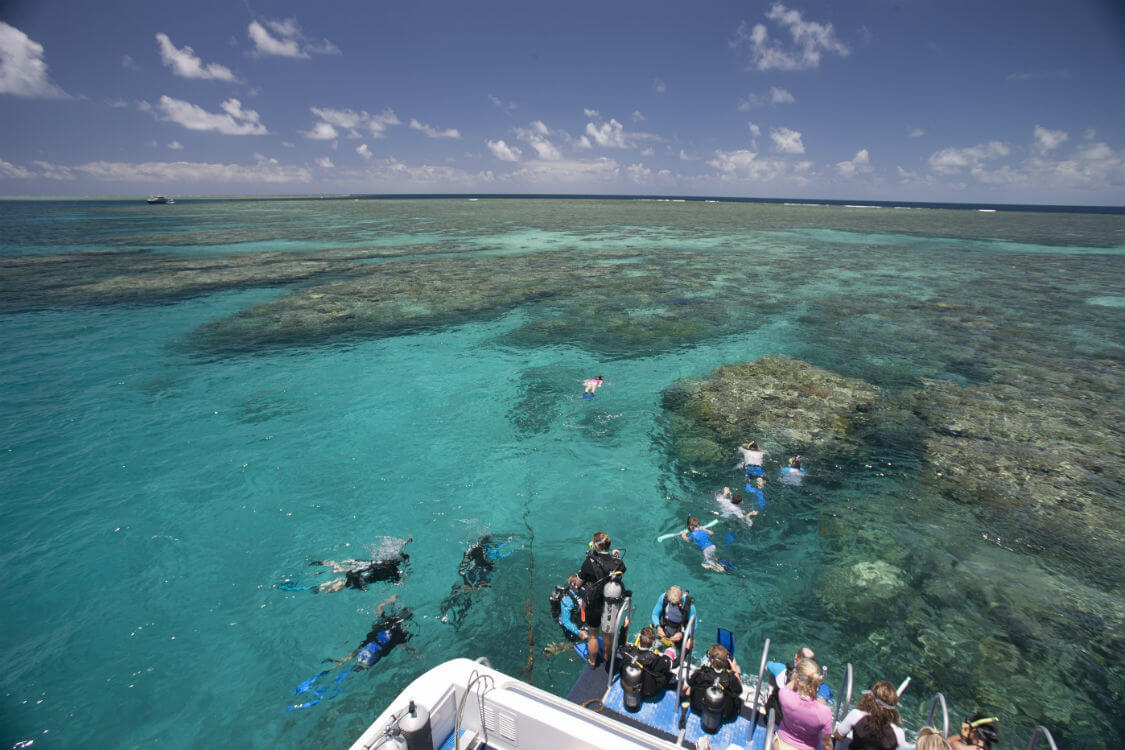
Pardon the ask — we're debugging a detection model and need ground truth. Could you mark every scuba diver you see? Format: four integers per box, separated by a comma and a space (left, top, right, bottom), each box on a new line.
286, 594, 413, 711
686, 644, 743, 734
617, 626, 674, 711
308, 537, 412, 593
439, 534, 516, 627
651, 585, 697, 652
277, 537, 412, 593
543, 574, 592, 656
578, 531, 628, 667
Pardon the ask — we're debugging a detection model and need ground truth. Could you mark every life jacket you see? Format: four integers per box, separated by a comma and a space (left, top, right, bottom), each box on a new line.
659, 594, 692, 635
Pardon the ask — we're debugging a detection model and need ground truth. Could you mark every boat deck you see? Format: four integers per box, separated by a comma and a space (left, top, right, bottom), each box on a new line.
567, 663, 769, 750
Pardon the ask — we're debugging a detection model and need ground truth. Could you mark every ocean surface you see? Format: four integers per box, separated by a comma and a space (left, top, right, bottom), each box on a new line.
0, 197, 1122, 750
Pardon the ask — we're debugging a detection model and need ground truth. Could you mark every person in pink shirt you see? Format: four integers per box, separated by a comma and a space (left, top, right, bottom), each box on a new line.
774, 658, 834, 750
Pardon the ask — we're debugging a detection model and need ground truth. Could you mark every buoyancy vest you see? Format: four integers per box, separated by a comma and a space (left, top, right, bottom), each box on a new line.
659, 594, 692, 635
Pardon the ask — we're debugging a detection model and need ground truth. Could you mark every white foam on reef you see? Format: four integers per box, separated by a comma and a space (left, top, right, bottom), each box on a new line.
845, 204, 880, 208
978, 208, 997, 212
1086, 295, 1125, 307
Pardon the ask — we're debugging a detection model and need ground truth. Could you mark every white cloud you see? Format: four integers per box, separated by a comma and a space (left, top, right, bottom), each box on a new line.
652, 77, 666, 94
510, 157, 620, 184
770, 87, 795, 104
1033, 125, 1068, 154
32, 156, 313, 184
513, 122, 561, 160
626, 163, 651, 182
640, 147, 654, 157
488, 93, 517, 113
168, 140, 184, 150
586, 118, 631, 148
121, 55, 138, 70
907, 127, 926, 138
928, 141, 1009, 174
155, 33, 235, 81
486, 139, 522, 162
316, 157, 334, 168
748, 122, 761, 137
576, 135, 592, 149
584, 108, 600, 118
154, 96, 268, 135
247, 18, 338, 59
632, 110, 646, 122
836, 149, 872, 177
739, 87, 795, 110
303, 121, 338, 140
770, 127, 805, 154
0, 21, 68, 98
304, 107, 399, 140
733, 3, 849, 71
356, 143, 372, 159
409, 119, 461, 139
0, 156, 33, 178
679, 149, 698, 161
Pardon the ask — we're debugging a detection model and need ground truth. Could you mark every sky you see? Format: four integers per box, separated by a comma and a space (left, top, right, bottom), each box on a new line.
0, 0, 1122, 204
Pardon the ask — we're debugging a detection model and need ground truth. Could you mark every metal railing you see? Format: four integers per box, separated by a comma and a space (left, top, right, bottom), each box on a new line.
833, 663, 853, 724
601, 595, 633, 701
926, 693, 949, 739
749, 637, 771, 733
1026, 726, 1059, 750
673, 614, 697, 746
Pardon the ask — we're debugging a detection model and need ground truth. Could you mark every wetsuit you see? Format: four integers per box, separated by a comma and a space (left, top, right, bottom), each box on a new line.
619, 642, 673, 697
558, 587, 587, 641
579, 550, 626, 626
688, 664, 744, 720
651, 593, 696, 639
345, 557, 406, 590
356, 608, 412, 668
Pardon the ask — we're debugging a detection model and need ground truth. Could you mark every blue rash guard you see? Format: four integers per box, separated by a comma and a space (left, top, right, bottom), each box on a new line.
558, 588, 584, 637
650, 593, 697, 630
688, 527, 714, 551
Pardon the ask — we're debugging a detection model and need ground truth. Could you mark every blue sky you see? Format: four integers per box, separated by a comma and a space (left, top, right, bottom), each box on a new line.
1, 0, 1122, 204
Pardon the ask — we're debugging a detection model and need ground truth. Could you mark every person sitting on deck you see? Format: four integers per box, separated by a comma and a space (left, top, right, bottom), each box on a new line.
618, 626, 674, 699
774, 658, 834, 750
686, 644, 743, 725
833, 680, 908, 750
650, 585, 697, 653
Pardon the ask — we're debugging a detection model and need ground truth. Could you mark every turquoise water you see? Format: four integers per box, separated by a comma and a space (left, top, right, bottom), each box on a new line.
1, 198, 1122, 750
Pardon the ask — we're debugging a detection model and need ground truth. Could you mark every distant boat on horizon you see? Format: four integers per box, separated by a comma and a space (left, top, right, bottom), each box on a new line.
146, 195, 175, 204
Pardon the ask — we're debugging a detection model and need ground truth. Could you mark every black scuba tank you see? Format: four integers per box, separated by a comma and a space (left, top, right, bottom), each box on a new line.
621, 657, 644, 713
399, 699, 432, 750
700, 678, 726, 734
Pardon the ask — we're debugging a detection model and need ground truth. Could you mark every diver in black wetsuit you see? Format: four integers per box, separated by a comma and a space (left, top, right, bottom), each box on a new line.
439, 534, 508, 627
309, 537, 412, 593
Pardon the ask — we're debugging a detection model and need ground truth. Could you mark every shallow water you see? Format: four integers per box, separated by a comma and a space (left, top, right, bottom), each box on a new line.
0, 198, 1122, 750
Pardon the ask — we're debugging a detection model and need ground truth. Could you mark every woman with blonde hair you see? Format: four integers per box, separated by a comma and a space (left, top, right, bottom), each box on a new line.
774, 658, 833, 750
833, 680, 907, 749
915, 726, 953, 750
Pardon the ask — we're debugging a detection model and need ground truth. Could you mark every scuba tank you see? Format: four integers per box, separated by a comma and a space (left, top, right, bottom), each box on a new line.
398, 700, 432, 750
700, 678, 726, 734
599, 578, 624, 634
621, 656, 644, 713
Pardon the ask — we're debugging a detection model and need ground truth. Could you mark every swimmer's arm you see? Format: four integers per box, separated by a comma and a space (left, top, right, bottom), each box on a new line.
679, 530, 690, 542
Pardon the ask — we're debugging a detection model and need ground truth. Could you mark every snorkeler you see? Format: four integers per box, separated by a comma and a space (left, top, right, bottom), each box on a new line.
778, 456, 805, 486
737, 441, 769, 478
306, 537, 412, 593
583, 375, 604, 396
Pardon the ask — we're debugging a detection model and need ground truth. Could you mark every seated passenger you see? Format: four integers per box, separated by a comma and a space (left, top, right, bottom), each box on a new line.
651, 585, 697, 652
687, 644, 743, 724
618, 626, 673, 698
949, 714, 999, 750
833, 680, 907, 750
775, 659, 834, 750
309, 537, 412, 593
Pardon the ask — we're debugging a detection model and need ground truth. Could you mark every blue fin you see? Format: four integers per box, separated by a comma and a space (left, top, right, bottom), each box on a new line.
719, 558, 735, 572
725, 529, 736, 544
573, 641, 589, 659
582, 392, 594, 400
717, 628, 735, 658
294, 670, 329, 695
